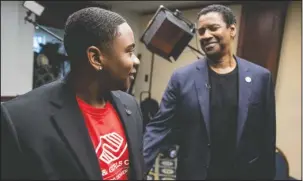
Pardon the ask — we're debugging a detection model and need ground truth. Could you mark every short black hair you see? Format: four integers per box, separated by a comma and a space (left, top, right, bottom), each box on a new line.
197, 4, 236, 27
63, 7, 126, 61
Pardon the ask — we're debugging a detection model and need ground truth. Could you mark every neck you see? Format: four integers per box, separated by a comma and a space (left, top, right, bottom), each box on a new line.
68, 69, 108, 108
207, 51, 236, 74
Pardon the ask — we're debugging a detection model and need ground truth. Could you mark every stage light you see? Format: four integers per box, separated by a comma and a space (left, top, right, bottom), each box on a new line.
140, 5, 203, 62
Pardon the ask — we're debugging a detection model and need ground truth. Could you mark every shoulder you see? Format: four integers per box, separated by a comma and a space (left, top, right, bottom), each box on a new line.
237, 57, 273, 89
173, 58, 203, 77
111, 90, 136, 103
237, 56, 271, 76
2, 80, 63, 114
168, 58, 204, 86
1, 80, 64, 137
111, 90, 140, 111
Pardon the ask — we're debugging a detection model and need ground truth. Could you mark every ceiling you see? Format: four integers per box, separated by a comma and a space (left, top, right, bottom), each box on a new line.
97, 1, 228, 14
35, 1, 231, 29
36, 1, 110, 29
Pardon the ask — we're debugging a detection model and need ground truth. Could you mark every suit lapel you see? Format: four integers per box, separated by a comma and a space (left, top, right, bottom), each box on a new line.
194, 58, 211, 141
236, 57, 252, 147
110, 91, 138, 179
49, 81, 101, 180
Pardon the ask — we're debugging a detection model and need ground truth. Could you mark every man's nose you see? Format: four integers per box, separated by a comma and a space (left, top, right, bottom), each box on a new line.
132, 54, 140, 65
199, 29, 212, 40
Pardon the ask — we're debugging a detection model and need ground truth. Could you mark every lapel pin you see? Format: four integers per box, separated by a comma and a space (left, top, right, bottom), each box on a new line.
245, 76, 252, 83
125, 108, 132, 115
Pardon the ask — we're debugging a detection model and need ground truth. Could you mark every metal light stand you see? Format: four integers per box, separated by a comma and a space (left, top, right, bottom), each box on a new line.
24, 11, 63, 42
25, 11, 67, 80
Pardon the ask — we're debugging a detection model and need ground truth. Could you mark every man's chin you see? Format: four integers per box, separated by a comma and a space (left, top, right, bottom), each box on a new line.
120, 86, 129, 92
205, 51, 222, 60
111, 85, 128, 92
117, 81, 131, 92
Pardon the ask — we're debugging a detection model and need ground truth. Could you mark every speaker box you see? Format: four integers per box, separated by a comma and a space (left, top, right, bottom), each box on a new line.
140, 6, 195, 62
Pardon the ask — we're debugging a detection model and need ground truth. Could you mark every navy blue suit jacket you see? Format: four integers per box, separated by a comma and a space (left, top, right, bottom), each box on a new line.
143, 56, 276, 179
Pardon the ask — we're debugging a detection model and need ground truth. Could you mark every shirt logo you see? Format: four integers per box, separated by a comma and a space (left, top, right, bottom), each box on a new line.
95, 132, 128, 164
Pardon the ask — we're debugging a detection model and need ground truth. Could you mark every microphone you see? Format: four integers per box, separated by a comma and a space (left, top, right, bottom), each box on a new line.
205, 83, 211, 89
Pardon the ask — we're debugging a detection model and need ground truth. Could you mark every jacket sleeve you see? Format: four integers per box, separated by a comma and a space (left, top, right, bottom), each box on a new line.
1, 103, 27, 179
143, 71, 180, 175
134, 97, 145, 180
261, 72, 276, 179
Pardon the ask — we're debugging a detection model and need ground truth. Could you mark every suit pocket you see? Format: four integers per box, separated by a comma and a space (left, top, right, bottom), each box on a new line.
249, 91, 262, 107
249, 99, 262, 108
248, 156, 259, 164
248, 100, 263, 118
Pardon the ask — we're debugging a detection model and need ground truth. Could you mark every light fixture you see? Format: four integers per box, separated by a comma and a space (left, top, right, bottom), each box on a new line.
23, 1, 45, 17
140, 5, 204, 62
22, 1, 63, 42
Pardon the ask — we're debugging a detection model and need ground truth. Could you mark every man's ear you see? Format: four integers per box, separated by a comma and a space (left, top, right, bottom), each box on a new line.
230, 24, 237, 39
86, 46, 105, 71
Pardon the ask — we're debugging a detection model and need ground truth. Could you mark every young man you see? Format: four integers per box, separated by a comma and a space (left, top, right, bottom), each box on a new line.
1, 7, 144, 180
144, 4, 276, 180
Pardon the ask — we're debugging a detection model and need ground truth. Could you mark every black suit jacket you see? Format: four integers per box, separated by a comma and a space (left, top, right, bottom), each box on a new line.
1, 79, 144, 180
144, 56, 276, 180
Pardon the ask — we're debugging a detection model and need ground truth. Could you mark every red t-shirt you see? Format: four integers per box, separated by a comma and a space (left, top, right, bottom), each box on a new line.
76, 97, 129, 180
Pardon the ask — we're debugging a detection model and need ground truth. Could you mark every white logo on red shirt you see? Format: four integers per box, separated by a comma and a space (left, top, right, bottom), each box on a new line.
95, 132, 128, 164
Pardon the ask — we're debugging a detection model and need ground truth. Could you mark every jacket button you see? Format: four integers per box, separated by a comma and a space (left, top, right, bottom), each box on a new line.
207, 143, 211, 147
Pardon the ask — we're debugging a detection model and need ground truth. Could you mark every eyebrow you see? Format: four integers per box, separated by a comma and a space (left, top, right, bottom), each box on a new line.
197, 24, 221, 31
198, 23, 220, 29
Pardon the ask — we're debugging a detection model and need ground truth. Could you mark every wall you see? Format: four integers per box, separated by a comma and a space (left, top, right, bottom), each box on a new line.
0, 3, 142, 97
135, 5, 242, 102
1, 1, 35, 96
111, 7, 141, 54
275, 1, 302, 179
